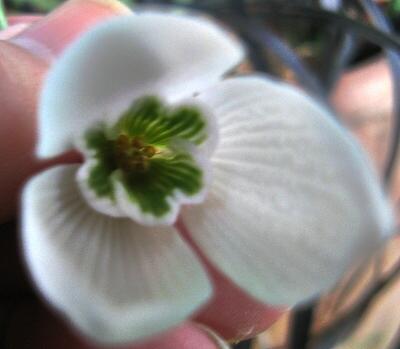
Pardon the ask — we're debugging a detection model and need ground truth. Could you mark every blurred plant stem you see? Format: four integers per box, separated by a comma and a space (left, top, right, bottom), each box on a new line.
0, 0, 7, 30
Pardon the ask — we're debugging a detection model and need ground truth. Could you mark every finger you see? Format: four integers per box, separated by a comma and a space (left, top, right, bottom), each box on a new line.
4, 299, 224, 349
0, 221, 226, 349
131, 323, 225, 349
177, 220, 285, 342
0, 41, 80, 222
0, 16, 42, 40
331, 57, 392, 172
2, 203, 279, 344
0, 221, 31, 296
10, 0, 131, 61
0, 23, 32, 40
7, 15, 42, 26
331, 58, 392, 125
0, 15, 42, 40
193, 261, 285, 342
0, 0, 129, 223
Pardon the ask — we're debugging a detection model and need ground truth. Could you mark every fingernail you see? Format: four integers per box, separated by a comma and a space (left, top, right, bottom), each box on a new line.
7, 15, 42, 26
10, 0, 131, 61
195, 324, 231, 349
0, 23, 30, 40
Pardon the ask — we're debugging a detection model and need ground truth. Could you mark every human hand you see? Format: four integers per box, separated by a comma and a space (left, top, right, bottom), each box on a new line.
0, 1, 284, 347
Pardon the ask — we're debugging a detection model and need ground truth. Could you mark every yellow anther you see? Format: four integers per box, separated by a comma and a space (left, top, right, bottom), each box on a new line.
116, 134, 130, 149
131, 138, 145, 149
142, 145, 156, 158
114, 134, 157, 173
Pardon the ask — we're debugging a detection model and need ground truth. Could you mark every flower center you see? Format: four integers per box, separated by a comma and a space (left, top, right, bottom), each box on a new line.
80, 96, 210, 224
114, 134, 157, 173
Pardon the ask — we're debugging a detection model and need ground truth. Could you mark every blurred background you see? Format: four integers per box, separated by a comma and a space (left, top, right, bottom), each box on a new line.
2, 0, 400, 348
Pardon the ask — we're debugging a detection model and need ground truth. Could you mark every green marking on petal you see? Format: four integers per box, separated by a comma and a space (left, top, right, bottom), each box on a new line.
82, 96, 208, 221
113, 96, 208, 146
86, 128, 117, 200
117, 152, 203, 217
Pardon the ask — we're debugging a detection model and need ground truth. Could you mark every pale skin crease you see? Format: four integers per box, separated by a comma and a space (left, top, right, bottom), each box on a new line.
0, 0, 283, 347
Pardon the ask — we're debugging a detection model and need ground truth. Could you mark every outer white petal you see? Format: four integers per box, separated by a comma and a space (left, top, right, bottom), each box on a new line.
38, 13, 244, 158
22, 165, 212, 344
181, 76, 393, 306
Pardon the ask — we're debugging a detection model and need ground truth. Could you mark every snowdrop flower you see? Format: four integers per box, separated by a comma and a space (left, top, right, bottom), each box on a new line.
22, 11, 393, 345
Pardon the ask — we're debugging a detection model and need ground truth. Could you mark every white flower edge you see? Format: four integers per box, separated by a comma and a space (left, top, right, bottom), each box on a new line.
37, 12, 244, 159
22, 164, 212, 344
181, 75, 394, 306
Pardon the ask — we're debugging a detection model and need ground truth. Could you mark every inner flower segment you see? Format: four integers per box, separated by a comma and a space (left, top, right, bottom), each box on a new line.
114, 134, 157, 173
80, 96, 209, 224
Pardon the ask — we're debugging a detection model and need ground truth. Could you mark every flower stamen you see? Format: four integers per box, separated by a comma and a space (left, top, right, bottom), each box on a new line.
82, 96, 208, 222
114, 134, 157, 173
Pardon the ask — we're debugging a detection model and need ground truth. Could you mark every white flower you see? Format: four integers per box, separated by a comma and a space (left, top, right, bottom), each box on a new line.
21, 11, 393, 345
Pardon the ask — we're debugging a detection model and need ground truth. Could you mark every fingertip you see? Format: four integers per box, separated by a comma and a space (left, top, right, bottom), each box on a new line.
0, 0, 127, 222
193, 261, 285, 342
177, 220, 285, 342
5, 299, 224, 349
0, 40, 48, 222
132, 323, 226, 349
10, 0, 132, 60
7, 15, 42, 26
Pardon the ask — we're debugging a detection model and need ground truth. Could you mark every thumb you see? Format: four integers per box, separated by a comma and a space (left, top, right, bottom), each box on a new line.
0, 0, 130, 223
10, 0, 131, 61
6, 300, 225, 349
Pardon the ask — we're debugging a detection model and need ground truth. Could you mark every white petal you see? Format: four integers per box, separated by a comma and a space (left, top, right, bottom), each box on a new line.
22, 165, 212, 344
38, 13, 244, 158
182, 76, 393, 306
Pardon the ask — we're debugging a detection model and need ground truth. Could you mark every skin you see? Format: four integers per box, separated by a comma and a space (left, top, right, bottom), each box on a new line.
4, 300, 223, 349
0, 0, 284, 347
